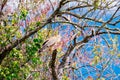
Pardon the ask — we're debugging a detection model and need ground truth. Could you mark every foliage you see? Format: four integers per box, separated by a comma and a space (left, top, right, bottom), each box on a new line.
0, 30, 44, 79
0, 0, 120, 80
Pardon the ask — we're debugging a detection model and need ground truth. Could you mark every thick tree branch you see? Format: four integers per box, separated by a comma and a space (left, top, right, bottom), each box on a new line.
49, 49, 58, 80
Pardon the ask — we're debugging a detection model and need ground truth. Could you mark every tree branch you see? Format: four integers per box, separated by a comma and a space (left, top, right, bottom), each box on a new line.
66, 5, 93, 11
59, 11, 118, 26
0, 0, 8, 17
49, 49, 58, 80
58, 44, 74, 69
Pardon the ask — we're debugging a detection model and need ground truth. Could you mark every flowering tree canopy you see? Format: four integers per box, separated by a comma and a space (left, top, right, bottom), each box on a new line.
0, 0, 120, 80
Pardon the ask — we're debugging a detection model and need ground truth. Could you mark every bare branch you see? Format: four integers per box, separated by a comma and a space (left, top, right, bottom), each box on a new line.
66, 5, 93, 11
48, 0, 54, 11
59, 11, 116, 26
96, 6, 120, 33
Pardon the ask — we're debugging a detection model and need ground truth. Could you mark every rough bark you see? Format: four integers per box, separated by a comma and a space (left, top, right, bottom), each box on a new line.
49, 49, 58, 80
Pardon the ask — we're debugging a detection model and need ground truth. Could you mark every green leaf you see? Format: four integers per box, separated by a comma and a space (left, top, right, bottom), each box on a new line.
93, 0, 100, 10
33, 38, 39, 43
117, 54, 120, 58
36, 21, 41, 26
20, 8, 28, 20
